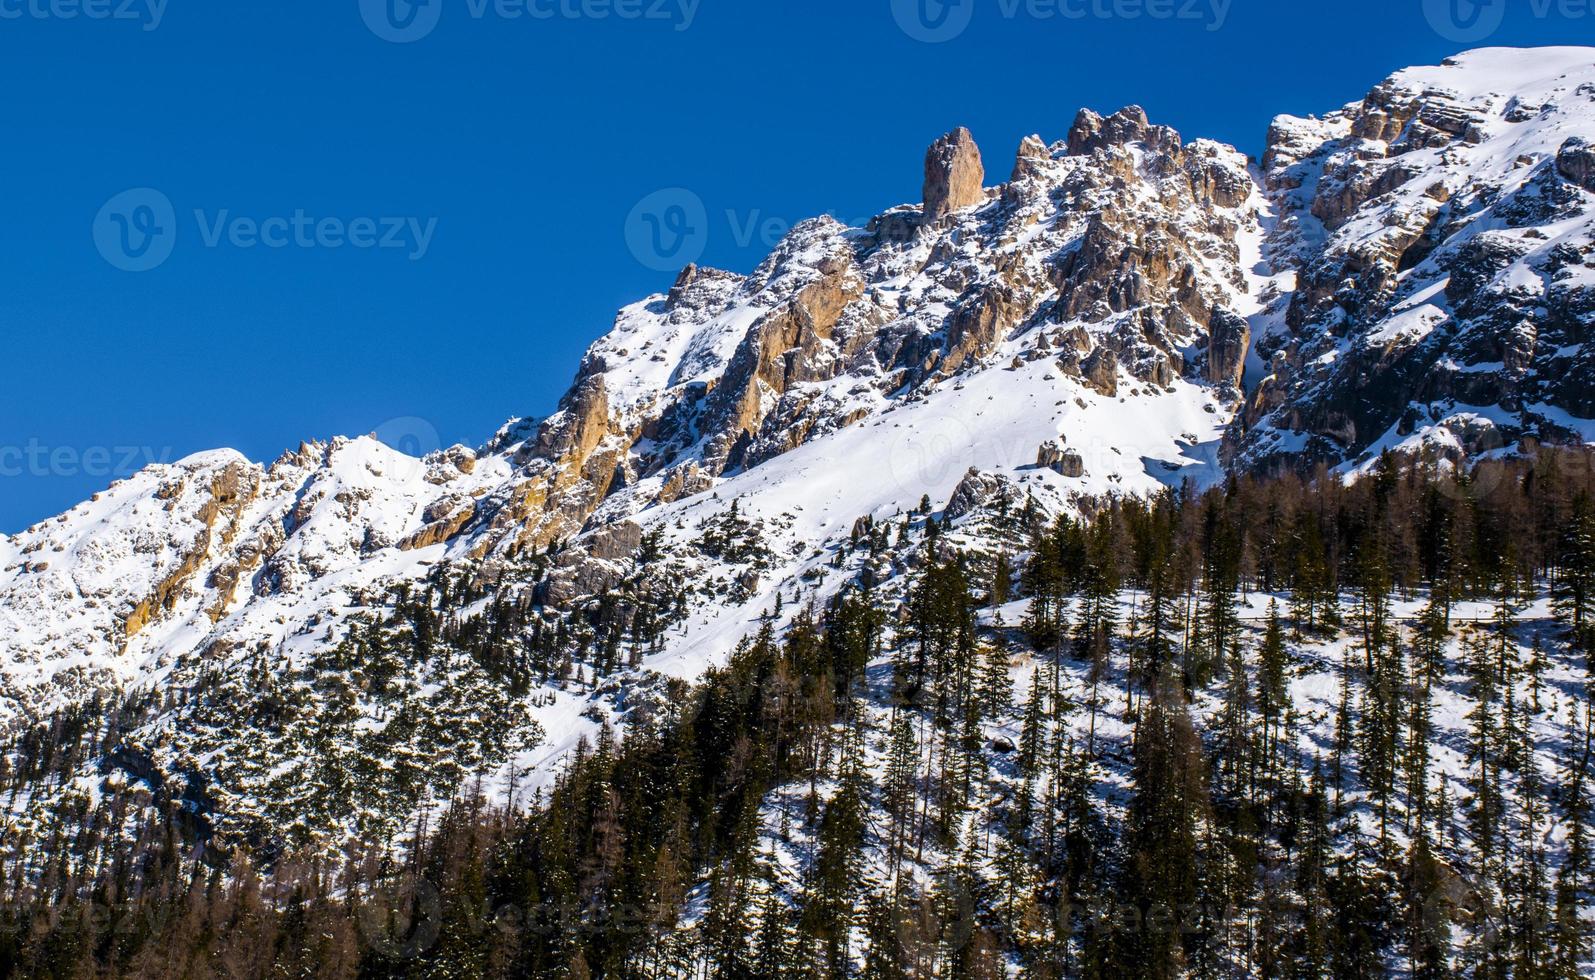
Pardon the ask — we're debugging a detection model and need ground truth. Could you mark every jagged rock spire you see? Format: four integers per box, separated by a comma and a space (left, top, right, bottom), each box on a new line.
923, 127, 986, 220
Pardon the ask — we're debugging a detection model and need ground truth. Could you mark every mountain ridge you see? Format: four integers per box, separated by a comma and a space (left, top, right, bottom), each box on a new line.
0, 47, 1591, 842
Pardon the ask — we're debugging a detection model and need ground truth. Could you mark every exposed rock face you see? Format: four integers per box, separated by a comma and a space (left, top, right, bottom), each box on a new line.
1559, 137, 1595, 193
1230, 48, 1595, 475
1011, 134, 1050, 183
946, 468, 1015, 521
1035, 439, 1086, 478
1057, 451, 1086, 479
1206, 309, 1251, 390
1070, 106, 1147, 155
923, 127, 986, 220
1036, 439, 1066, 470
1080, 348, 1119, 397
125, 461, 259, 640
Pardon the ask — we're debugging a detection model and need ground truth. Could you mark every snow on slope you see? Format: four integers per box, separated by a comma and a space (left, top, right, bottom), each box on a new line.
2, 47, 1592, 848
1239, 46, 1595, 471
0, 437, 511, 725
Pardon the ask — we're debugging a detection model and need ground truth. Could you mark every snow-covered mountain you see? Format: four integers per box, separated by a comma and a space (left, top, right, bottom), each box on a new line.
2, 47, 1592, 848
1234, 46, 1595, 472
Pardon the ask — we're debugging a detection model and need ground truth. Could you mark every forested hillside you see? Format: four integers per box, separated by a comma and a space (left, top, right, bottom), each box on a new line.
3, 448, 1594, 978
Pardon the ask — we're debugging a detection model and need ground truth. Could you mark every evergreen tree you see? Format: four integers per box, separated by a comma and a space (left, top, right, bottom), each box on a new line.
1554, 493, 1595, 650
1122, 668, 1209, 979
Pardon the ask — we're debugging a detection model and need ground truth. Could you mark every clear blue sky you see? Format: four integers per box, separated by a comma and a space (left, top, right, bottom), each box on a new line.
0, 0, 1583, 532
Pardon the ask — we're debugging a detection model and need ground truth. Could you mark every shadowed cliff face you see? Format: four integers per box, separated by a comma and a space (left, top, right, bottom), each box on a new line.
1232, 47, 1595, 475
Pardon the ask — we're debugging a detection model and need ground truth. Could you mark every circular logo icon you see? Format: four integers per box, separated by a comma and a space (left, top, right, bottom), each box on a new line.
887, 415, 976, 499
625, 188, 709, 273
1422, 0, 1506, 44
373, 416, 443, 482
357, 875, 442, 960
891, 0, 973, 43
1424, 871, 1501, 954
360, 0, 442, 43
94, 188, 176, 273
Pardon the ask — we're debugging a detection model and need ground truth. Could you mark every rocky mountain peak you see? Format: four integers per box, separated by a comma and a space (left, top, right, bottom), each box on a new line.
1066, 105, 1181, 156
922, 126, 986, 220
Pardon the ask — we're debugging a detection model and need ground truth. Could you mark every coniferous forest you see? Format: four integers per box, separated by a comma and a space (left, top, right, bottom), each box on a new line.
4, 448, 1595, 979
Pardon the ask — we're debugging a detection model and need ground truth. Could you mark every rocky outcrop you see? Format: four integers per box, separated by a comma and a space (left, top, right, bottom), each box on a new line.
703, 250, 869, 472
1010, 134, 1050, 183
399, 499, 478, 552
1231, 49, 1595, 475
1037, 441, 1086, 478
1080, 348, 1119, 397
1067, 106, 1179, 157
923, 127, 986, 220
943, 282, 1027, 375
1558, 137, 1595, 193
945, 469, 1017, 521
1056, 451, 1086, 479
125, 462, 259, 640
1036, 439, 1066, 470
1205, 309, 1251, 390
534, 375, 614, 465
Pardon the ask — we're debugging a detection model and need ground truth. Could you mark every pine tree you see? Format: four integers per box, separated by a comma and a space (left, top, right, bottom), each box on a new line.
1122, 667, 1209, 979
1554, 704, 1593, 978
1510, 748, 1553, 978
1257, 601, 1290, 781
1360, 634, 1405, 839
1554, 493, 1595, 650
801, 724, 871, 975
883, 711, 920, 873
977, 643, 1013, 721
753, 872, 794, 980
1015, 672, 1047, 834
1414, 597, 1451, 689
1405, 661, 1435, 838
1465, 631, 1505, 866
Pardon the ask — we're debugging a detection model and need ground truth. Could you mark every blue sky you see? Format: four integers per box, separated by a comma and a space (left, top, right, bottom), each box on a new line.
0, 0, 1584, 532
